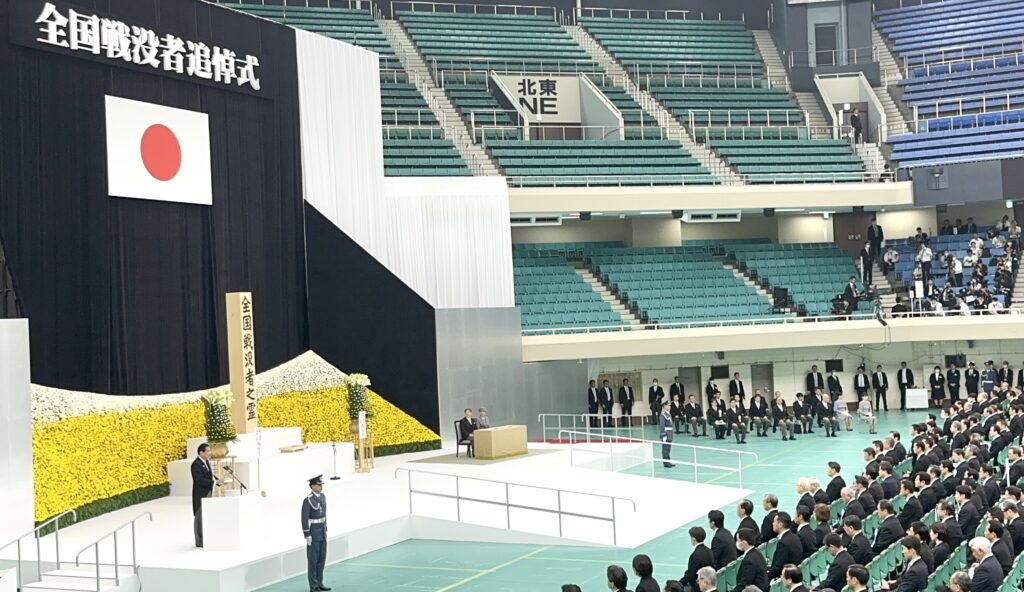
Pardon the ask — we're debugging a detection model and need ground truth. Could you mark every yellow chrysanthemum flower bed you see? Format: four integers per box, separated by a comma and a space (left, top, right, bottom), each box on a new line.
32, 352, 440, 523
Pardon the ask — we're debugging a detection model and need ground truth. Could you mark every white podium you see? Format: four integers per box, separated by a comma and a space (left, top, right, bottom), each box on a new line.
202, 492, 263, 551
906, 388, 929, 409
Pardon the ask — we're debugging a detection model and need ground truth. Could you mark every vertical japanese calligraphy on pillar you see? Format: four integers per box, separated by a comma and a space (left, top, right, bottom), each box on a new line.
226, 292, 257, 434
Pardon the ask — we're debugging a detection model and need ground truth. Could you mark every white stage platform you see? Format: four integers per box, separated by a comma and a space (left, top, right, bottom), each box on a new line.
0, 444, 751, 592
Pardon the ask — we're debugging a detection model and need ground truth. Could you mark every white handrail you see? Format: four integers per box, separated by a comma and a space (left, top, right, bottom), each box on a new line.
557, 429, 759, 488
394, 467, 636, 545
74, 512, 152, 592
0, 510, 77, 590
537, 413, 652, 442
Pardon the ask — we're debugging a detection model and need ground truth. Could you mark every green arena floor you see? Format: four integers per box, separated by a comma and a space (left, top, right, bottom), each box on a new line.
259, 411, 916, 592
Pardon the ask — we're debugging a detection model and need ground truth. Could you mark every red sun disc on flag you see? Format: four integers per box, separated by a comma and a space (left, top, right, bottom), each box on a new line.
139, 124, 182, 181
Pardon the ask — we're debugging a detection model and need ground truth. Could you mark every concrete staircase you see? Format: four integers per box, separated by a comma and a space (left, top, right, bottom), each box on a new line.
21, 565, 139, 592
573, 266, 644, 327
751, 30, 790, 90
869, 260, 899, 312
1012, 265, 1024, 312
855, 142, 887, 180
872, 26, 904, 83
871, 26, 912, 138
794, 92, 831, 129
377, 19, 502, 176
564, 24, 744, 185
720, 260, 793, 313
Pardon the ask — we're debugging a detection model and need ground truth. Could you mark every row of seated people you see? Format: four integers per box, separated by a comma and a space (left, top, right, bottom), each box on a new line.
569, 379, 1024, 592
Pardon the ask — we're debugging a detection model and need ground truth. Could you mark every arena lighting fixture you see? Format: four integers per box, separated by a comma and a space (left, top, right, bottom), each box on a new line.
639, 211, 672, 215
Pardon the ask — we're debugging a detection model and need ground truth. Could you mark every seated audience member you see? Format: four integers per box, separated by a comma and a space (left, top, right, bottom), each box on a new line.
857, 394, 877, 434
733, 529, 768, 592
780, 564, 807, 592
968, 537, 1002, 592
696, 567, 718, 592
458, 408, 478, 456
846, 564, 869, 592
681, 527, 714, 592
879, 536, 927, 592
891, 297, 909, 317
835, 398, 853, 431
665, 582, 685, 592
816, 533, 854, 592
608, 565, 630, 592
884, 246, 900, 273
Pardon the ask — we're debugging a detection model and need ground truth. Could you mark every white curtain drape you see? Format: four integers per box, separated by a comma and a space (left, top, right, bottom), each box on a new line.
295, 30, 514, 309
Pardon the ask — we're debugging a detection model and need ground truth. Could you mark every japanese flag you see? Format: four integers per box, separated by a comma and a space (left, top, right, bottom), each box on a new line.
104, 95, 212, 205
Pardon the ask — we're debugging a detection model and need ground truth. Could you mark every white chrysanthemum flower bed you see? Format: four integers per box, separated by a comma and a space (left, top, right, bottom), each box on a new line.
32, 351, 349, 423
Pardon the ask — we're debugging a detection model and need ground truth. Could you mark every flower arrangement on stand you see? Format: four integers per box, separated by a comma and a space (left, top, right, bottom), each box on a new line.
201, 388, 236, 458
344, 373, 372, 434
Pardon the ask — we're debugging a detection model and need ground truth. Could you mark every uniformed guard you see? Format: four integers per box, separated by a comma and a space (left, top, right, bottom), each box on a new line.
301, 475, 331, 592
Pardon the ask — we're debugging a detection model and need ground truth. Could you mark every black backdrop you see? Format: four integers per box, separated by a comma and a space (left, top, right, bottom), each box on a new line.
0, 0, 308, 394
304, 205, 440, 432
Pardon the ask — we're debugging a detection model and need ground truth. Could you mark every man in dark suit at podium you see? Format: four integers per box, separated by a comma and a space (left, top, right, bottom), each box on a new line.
191, 443, 222, 548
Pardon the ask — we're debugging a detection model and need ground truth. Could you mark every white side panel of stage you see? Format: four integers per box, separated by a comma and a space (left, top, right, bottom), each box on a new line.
295, 29, 514, 309
0, 320, 33, 542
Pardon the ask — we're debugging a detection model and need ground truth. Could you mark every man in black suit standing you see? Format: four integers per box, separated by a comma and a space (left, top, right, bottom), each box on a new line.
879, 537, 927, 592
873, 365, 890, 411
587, 380, 600, 427
618, 379, 634, 427
191, 443, 222, 548
649, 379, 666, 424
807, 365, 825, 396
965, 362, 980, 396
860, 241, 874, 285
681, 527, 714, 592
729, 372, 746, 403
854, 367, 870, 400
826, 461, 846, 503
827, 370, 843, 400
929, 366, 946, 404
998, 362, 1014, 389
947, 364, 962, 402
708, 510, 737, 569
768, 512, 803, 579
705, 377, 719, 407
868, 218, 884, 266
733, 529, 768, 592
817, 534, 854, 592
599, 380, 613, 427
671, 376, 685, 403
897, 362, 914, 410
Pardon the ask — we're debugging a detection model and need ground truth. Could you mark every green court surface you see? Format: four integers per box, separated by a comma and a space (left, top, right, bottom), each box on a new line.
259, 412, 915, 592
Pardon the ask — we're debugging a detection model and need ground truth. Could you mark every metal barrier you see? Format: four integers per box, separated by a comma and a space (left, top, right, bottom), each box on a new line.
394, 467, 636, 545
557, 429, 759, 488
901, 39, 1024, 75
537, 413, 652, 442
393, 1, 557, 17
0, 510, 77, 590
913, 90, 1024, 121
789, 46, 877, 68
74, 512, 152, 592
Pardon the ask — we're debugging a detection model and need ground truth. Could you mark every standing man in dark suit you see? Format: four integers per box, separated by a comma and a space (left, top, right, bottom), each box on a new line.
827, 370, 843, 400
708, 510, 737, 569
826, 462, 846, 503
897, 362, 914, 410
873, 365, 890, 411
729, 372, 746, 403
733, 529, 769, 592
649, 379, 666, 424
879, 537, 926, 592
998, 362, 1014, 388
681, 527, 714, 592
817, 534, 854, 592
1017, 364, 1024, 392
768, 512, 803, 579
854, 367, 870, 400
587, 380, 600, 427
705, 377, 719, 407
618, 379, 634, 426
947, 364, 962, 402
929, 366, 946, 404
671, 376, 685, 404
599, 380, 614, 427
191, 443, 221, 548
860, 241, 874, 285
965, 362, 980, 396
868, 217, 884, 264
807, 366, 825, 397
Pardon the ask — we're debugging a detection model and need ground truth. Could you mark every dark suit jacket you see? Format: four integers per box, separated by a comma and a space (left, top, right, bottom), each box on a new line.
893, 442, 908, 463
768, 530, 802, 578
670, 382, 685, 398
873, 372, 889, 390
587, 387, 599, 406
760, 510, 778, 545
942, 516, 964, 549
993, 538, 1013, 575
857, 490, 876, 514
191, 457, 214, 515
598, 387, 613, 405
814, 523, 831, 547
897, 368, 915, 387
734, 548, 769, 592
729, 379, 745, 398
738, 516, 759, 543
819, 550, 854, 592
797, 492, 815, 514
871, 515, 903, 553
826, 476, 846, 503
956, 500, 980, 539
711, 527, 737, 569
881, 475, 900, 499
932, 541, 951, 568
797, 524, 817, 559
896, 557, 928, 592
1008, 516, 1024, 555
971, 555, 1004, 592
813, 489, 829, 506
929, 372, 946, 397
681, 543, 714, 589
648, 385, 665, 408
842, 499, 866, 520
827, 375, 843, 396
618, 386, 634, 405
897, 496, 924, 530
848, 532, 874, 564
806, 372, 825, 393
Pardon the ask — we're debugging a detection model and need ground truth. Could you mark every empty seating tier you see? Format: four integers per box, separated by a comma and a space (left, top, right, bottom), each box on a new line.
383, 136, 472, 177
875, 0, 1024, 67
231, 4, 401, 69
488, 139, 714, 187
647, 84, 802, 126
586, 247, 778, 324
514, 253, 625, 331
398, 11, 598, 73
580, 17, 762, 77
727, 243, 860, 316
888, 121, 1024, 168
709, 139, 865, 184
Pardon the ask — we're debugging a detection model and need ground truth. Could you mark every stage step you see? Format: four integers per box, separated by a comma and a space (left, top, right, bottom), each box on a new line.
23, 575, 138, 592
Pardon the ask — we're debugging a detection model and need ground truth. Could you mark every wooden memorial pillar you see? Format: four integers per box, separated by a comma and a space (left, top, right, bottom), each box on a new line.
226, 292, 258, 434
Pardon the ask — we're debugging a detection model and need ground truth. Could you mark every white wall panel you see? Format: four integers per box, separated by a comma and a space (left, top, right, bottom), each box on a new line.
0, 320, 33, 541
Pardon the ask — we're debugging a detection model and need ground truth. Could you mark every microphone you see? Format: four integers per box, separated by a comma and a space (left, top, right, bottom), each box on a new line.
224, 466, 249, 493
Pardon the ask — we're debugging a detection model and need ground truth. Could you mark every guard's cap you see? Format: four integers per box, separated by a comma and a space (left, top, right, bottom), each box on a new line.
309, 474, 323, 486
